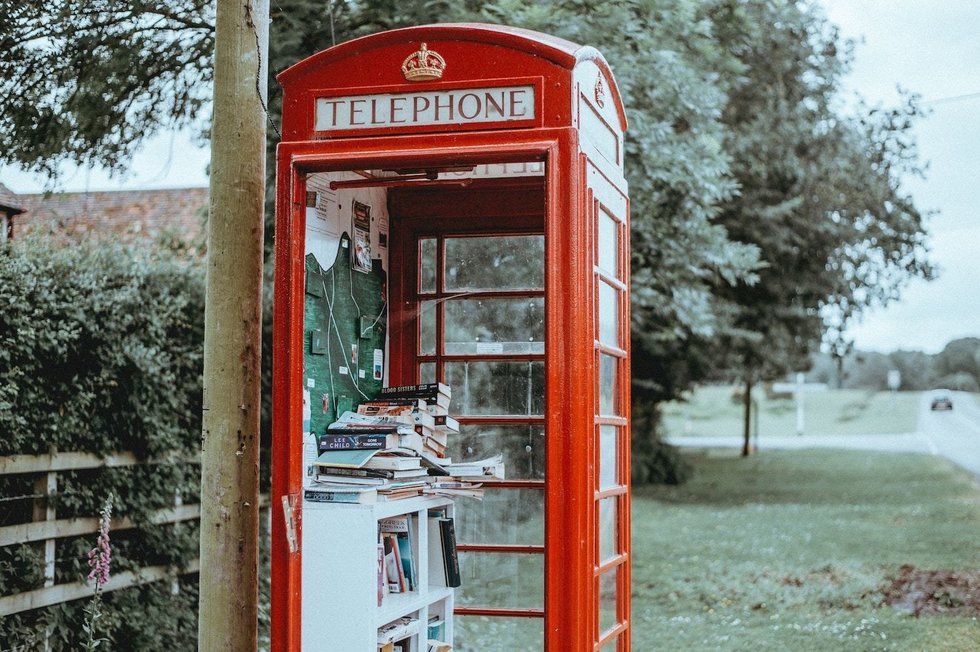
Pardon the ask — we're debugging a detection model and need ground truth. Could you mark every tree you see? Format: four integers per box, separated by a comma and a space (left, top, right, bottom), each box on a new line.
701, 0, 932, 453
934, 337, 980, 388
0, 1, 214, 177
2, 0, 935, 479
888, 350, 936, 391
471, 0, 763, 478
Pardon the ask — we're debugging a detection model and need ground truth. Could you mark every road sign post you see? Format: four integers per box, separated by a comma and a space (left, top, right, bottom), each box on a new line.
772, 373, 828, 436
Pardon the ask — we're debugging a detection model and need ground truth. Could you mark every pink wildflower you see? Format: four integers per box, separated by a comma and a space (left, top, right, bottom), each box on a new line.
87, 497, 112, 587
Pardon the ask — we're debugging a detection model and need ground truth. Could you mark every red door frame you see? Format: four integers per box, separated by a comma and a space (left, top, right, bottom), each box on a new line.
271, 127, 601, 651
387, 181, 548, 624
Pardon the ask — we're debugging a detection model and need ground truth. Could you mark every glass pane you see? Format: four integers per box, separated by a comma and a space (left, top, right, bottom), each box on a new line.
454, 615, 543, 652
457, 551, 543, 609
419, 299, 437, 355
598, 282, 618, 347
419, 362, 436, 384
455, 487, 543, 545
445, 236, 544, 291
599, 425, 617, 489
599, 497, 618, 564
598, 208, 618, 278
445, 298, 544, 355
419, 238, 437, 293
446, 361, 545, 416
599, 354, 618, 416
598, 567, 619, 637
450, 424, 545, 480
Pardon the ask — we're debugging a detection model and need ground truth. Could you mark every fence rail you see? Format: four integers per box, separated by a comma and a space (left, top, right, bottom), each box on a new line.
0, 449, 252, 618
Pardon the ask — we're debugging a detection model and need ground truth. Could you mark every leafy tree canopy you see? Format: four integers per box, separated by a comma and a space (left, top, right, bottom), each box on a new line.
0, 1, 214, 177
0, 0, 933, 408
695, 0, 932, 387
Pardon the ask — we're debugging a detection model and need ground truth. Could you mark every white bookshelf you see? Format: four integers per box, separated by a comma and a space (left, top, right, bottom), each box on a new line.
301, 495, 455, 651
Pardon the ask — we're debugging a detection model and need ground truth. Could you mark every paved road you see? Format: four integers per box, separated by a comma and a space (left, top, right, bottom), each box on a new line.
665, 391, 980, 478
916, 390, 980, 477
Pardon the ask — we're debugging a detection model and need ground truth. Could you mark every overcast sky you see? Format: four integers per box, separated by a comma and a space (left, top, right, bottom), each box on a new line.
821, 0, 980, 353
2, 1, 977, 354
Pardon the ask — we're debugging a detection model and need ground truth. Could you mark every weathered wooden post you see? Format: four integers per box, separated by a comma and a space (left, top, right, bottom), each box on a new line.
199, 1, 269, 649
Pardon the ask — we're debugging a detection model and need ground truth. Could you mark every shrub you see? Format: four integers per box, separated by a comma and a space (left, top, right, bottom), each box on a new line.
0, 238, 203, 457
631, 398, 693, 485
0, 237, 204, 651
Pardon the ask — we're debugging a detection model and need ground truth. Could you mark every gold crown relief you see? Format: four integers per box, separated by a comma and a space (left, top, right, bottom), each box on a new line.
401, 43, 446, 81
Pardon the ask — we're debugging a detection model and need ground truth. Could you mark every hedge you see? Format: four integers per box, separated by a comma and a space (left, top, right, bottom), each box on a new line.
0, 237, 205, 651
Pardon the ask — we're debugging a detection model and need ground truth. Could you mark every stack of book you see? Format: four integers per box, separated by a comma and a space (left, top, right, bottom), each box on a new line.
306, 382, 493, 503
370, 382, 459, 458
442, 454, 505, 482
309, 437, 437, 503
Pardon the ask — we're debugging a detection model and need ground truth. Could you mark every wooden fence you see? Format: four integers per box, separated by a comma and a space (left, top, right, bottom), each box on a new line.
0, 450, 215, 617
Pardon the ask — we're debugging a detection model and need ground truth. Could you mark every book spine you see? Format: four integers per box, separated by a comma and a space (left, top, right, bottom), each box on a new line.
439, 518, 461, 588
423, 439, 446, 456
388, 533, 408, 592
303, 489, 373, 503
319, 433, 387, 450
377, 542, 385, 607
344, 413, 414, 426
426, 517, 447, 588
396, 531, 416, 591
359, 398, 428, 408
379, 382, 448, 395
379, 516, 410, 533
313, 466, 395, 479
383, 536, 402, 594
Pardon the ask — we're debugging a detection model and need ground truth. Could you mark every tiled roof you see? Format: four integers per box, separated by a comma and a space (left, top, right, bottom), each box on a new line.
14, 187, 209, 248
0, 182, 25, 214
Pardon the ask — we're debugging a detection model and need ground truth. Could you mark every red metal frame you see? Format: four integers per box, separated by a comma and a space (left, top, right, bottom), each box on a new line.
388, 182, 547, 623
273, 24, 629, 652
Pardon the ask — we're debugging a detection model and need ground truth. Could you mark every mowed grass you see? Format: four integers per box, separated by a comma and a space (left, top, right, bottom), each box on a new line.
661, 386, 922, 437
631, 449, 980, 651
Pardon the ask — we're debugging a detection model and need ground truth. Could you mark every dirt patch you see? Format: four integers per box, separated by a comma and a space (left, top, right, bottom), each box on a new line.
882, 564, 980, 617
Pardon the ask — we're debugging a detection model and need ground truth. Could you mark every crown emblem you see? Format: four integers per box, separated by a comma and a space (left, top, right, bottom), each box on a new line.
401, 43, 446, 81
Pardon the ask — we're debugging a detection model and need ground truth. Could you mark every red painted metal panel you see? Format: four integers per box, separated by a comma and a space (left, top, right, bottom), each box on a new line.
270, 147, 303, 652
542, 139, 595, 651
272, 130, 598, 651
278, 25, 625, 143
273, 24, 629, 652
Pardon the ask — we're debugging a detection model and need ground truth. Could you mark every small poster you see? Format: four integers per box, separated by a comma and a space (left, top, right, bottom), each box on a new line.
373, 348, 384, 380
352, 200, 372, 273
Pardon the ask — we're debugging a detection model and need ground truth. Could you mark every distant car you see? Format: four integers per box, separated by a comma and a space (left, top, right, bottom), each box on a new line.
930, 394, 953, 411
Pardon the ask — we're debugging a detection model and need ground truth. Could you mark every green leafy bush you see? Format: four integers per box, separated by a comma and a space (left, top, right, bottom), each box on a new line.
0, 237, 204, 650
0, 239, 203, 457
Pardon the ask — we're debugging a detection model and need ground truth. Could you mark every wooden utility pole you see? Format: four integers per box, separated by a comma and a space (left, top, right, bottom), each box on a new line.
199, 1, 269, 650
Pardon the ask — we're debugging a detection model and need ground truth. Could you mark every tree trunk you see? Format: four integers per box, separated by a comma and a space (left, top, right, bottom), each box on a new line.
741, 377, 753, 457
199, 1, 269, 650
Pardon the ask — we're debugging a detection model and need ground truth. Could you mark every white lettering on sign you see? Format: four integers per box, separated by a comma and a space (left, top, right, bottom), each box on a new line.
315, 86, 536, 132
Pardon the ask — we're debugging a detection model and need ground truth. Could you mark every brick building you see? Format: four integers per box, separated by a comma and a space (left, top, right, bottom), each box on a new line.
2, 185, 209, 251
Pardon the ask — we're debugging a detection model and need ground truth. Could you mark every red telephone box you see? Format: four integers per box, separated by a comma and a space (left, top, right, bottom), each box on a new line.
272, 24, 631, 651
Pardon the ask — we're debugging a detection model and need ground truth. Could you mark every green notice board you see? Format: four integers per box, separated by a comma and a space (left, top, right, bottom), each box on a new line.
304, 233, 386, 434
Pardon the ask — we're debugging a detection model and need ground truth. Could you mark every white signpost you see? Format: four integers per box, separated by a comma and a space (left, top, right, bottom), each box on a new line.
772, 372, 828, 436
888, 369, 901, 392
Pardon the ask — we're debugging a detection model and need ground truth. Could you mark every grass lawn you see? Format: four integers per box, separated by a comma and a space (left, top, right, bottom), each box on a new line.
661, 386, 922, 437
631, 449, 980, 650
